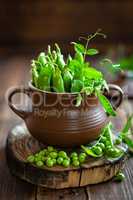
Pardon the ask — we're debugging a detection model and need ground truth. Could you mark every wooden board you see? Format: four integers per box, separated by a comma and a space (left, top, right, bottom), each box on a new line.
6, 109, 127, 189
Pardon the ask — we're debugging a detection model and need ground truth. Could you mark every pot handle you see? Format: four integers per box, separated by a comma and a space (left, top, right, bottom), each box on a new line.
8, 87, 32, 119
105, 84, 124, 110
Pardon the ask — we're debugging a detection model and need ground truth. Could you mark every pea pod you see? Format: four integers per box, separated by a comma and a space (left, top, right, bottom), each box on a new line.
71, 80, 84, 93
97, 92, 116, 116
55, 43, 65, 71
37, 65, 53, 91
32, 67, 39, 87
53, 67, 65, 92
38, 52, 47, 66
63, 68, 73, 92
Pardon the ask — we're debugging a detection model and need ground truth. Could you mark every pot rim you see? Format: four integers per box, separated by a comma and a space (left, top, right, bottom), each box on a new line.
28, 81, 97, 98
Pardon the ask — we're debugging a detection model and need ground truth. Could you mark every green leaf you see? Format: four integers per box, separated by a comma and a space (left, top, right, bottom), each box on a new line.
86, 48, 99, 56
97, 92, 116, 116
81, 145, 103, 158
71, 42, 85, 54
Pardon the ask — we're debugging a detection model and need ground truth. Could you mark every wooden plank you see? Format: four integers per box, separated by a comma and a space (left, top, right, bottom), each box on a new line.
36, 187, 87, 200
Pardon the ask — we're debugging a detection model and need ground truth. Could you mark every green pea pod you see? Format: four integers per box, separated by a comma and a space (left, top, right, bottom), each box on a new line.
38, 52, 47, 66
53, 67, 65, 92
97, 92, 116, 116
37, 65, 53, 91
71, 80, 84, 93
63, 68, 73, 92
81, 145, 103, 158
74, 52, 84, 64
56, 54, 65, 71
55, 43, 65, 70
32, 67, 39, 87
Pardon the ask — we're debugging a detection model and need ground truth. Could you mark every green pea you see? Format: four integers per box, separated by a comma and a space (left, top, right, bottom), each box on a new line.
47, 146, 54, 152
100, 136, 107, 143
115, 137, 122, 145
70, 152, 78, 158
58, 151, 68, 158
107, 148, 122, 158
52, 159, 57, 165
53, 67, 65, 92
62, 159, 70, 167
41, 156, 47, 162
79, 153, 86, 158
72, 160, 80, 167
42, 149, 48, 155
27, 155, 35, 163
79, 155, 86, 163
71, 156, 78, 162
63, 68, 73, 92
46, 158, 54, 167
114, 172, 125, 182
105, 140, 112, 147
49, 152, 58, 159
92, 146, 103, 155
98, 143, 105, 150
36, 161, 44, 167
57, 157, 64, 165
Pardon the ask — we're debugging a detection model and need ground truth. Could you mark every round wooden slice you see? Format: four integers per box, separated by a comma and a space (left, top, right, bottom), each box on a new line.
6, 109, 127, 189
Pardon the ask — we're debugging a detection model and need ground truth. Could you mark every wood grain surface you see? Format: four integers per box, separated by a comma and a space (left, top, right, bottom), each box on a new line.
0, 56, 133, 199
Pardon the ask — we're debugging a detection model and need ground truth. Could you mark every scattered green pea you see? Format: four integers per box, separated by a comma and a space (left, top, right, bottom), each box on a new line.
36, 161, 44, 167
27, 155, 34, 163
72, 160, 80, 167
49, 152, 58, 159
70, 152, 78, 158
63, 159, 70, 167
58, 151, 68, 158
57, 157, 64, 165
47, 146, 54, 152
114, 172, 125, 182
46, 158, 54, 167
52, 159, 57, 165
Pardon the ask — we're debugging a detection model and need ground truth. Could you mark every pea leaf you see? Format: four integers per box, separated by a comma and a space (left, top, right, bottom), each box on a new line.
97, 92, 116, 116
81, 145, 103, 158
71, 42, 85, 54
86, 48, 99, 56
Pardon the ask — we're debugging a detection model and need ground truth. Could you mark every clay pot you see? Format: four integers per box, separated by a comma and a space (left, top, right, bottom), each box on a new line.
8, 82, 123, 147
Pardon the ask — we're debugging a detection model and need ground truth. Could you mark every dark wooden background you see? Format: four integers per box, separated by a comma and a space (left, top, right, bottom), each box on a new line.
0, 0, 133, 55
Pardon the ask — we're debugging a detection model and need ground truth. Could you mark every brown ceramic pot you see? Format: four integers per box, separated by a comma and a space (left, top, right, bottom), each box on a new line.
8, 82, 123, 147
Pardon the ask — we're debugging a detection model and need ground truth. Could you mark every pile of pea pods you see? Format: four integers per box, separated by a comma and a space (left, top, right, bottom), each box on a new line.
31, 43, 106, 94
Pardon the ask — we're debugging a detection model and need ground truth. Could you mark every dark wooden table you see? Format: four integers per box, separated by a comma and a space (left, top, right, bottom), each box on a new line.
0, 56, 133, 200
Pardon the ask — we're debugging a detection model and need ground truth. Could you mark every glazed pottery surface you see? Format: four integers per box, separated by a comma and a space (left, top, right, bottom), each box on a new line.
8, 82, 123, 147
